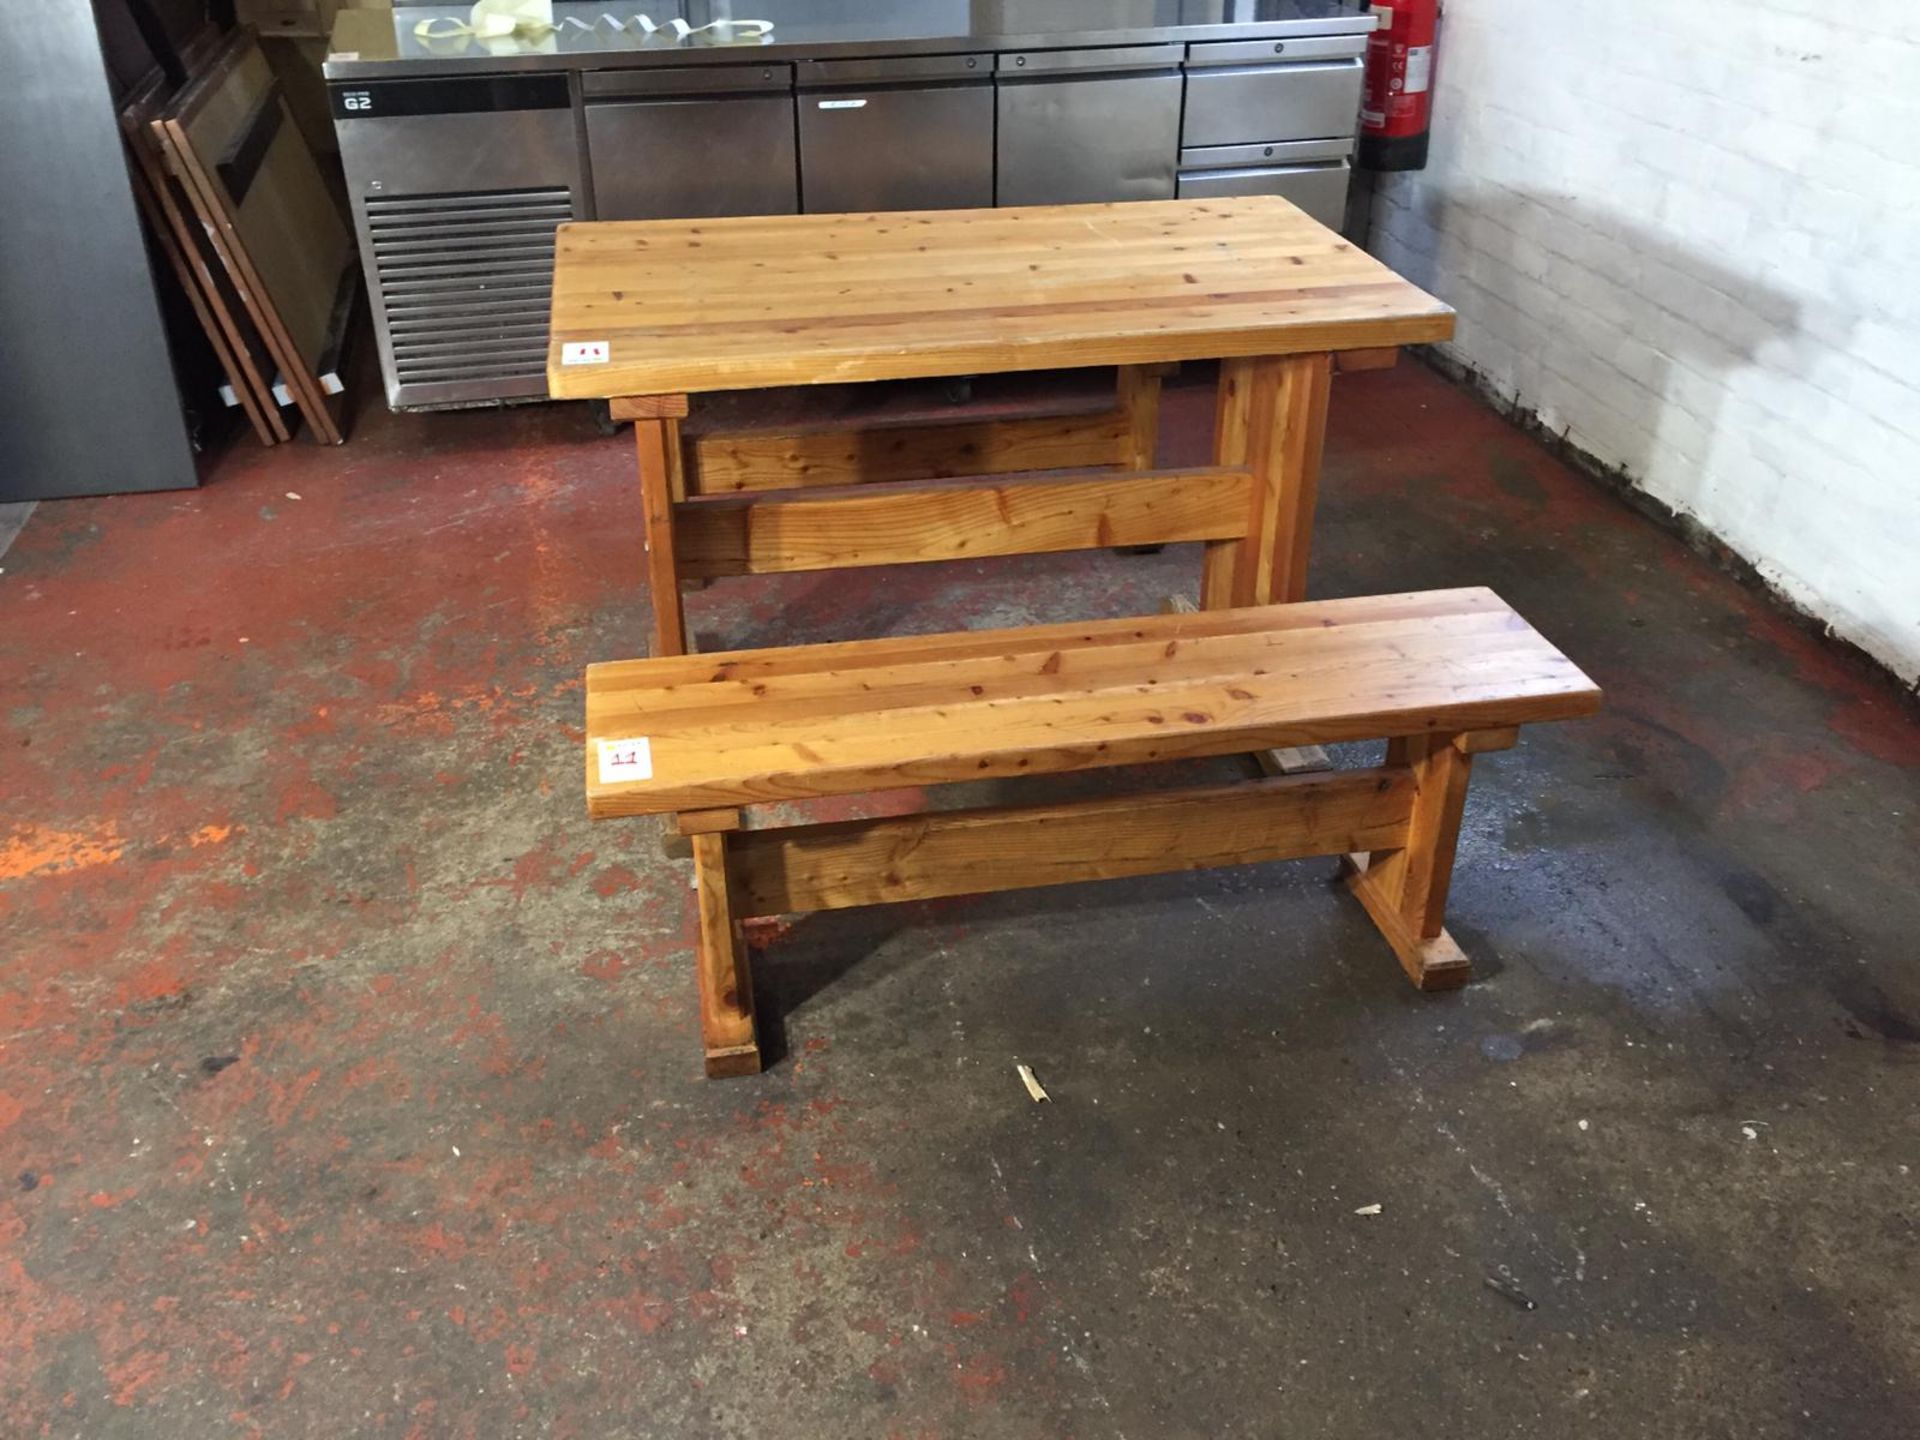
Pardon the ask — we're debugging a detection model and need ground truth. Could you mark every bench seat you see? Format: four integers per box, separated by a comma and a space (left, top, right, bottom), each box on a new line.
583, 587, 1600, 1077
585, 587, 1597, 817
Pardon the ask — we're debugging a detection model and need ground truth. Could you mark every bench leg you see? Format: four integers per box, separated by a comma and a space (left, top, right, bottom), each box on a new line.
634, 413, 691, 657
690, 830, 761, 1078
1342, 733, 1475, 991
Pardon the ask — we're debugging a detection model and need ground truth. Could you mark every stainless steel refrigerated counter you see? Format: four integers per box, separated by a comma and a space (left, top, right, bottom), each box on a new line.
325, 2, 1378, 409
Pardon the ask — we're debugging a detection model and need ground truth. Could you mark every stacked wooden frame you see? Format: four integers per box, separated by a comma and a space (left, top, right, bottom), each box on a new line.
120, 59, 286, 445
122, 27, 357, 445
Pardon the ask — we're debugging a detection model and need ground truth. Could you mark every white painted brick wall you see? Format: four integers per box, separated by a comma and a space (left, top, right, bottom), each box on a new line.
1368, 0, 1920, 683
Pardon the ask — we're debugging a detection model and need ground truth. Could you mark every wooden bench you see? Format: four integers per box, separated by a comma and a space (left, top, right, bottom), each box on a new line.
584, 588, 1602, 1078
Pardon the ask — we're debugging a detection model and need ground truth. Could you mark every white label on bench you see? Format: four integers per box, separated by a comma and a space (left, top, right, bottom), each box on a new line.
597, 736, 653, 784
562, 341, 610, 366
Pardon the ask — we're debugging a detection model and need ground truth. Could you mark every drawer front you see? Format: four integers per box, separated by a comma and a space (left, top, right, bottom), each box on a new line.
800, 83, 994, 213
1175, 161, 1351, 230
1182, 59, 1364, 147
587, 95, 798, 220
996, 71, 1181, 207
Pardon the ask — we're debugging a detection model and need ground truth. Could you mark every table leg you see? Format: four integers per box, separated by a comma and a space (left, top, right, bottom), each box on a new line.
634, 413, 689, 657
1110, 364, 1175, 556
1201, 351, 1335, 774
1117, 362, 1173, 470
1211, 351, 1333, 607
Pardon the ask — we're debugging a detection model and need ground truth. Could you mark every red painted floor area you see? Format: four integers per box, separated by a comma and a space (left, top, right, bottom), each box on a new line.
1, 364, 1917, 1437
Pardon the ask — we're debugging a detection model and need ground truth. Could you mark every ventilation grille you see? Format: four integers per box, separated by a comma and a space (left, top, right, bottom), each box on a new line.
367, 187, 572, 388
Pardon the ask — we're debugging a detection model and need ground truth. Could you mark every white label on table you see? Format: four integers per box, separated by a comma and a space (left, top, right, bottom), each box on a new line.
597, 736, 653, 784
562, 340, 610, 366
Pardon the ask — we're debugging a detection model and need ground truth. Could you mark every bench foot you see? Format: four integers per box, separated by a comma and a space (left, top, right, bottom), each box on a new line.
1255, 744, 1332, 776
1338, 729, 1484, 990
704, 1042, 763, 1080
1341, 852, 1473, 991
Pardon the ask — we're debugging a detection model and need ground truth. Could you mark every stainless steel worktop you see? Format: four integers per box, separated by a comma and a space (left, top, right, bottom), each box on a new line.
326, 1, 1377, 411
324, 2, 1375, 80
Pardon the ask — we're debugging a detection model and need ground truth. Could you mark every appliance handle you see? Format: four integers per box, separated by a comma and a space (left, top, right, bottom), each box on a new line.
583, 65, 791, 100
998, 45, 1185, 77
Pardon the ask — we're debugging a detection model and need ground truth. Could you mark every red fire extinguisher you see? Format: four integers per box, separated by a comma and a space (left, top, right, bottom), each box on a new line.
1359, 0, 1439, 171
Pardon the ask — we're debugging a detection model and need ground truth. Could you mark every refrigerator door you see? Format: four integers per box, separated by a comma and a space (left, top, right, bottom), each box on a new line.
798, 56, 993, 213
995, 48, 1183, 207
587, 65, 799, 221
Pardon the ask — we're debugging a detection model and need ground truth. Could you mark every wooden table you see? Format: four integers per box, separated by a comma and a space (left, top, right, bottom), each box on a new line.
547, 198, 1454, 658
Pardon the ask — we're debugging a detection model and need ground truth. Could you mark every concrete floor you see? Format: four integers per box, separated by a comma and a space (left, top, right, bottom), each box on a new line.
2, 362, 1917, 1438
